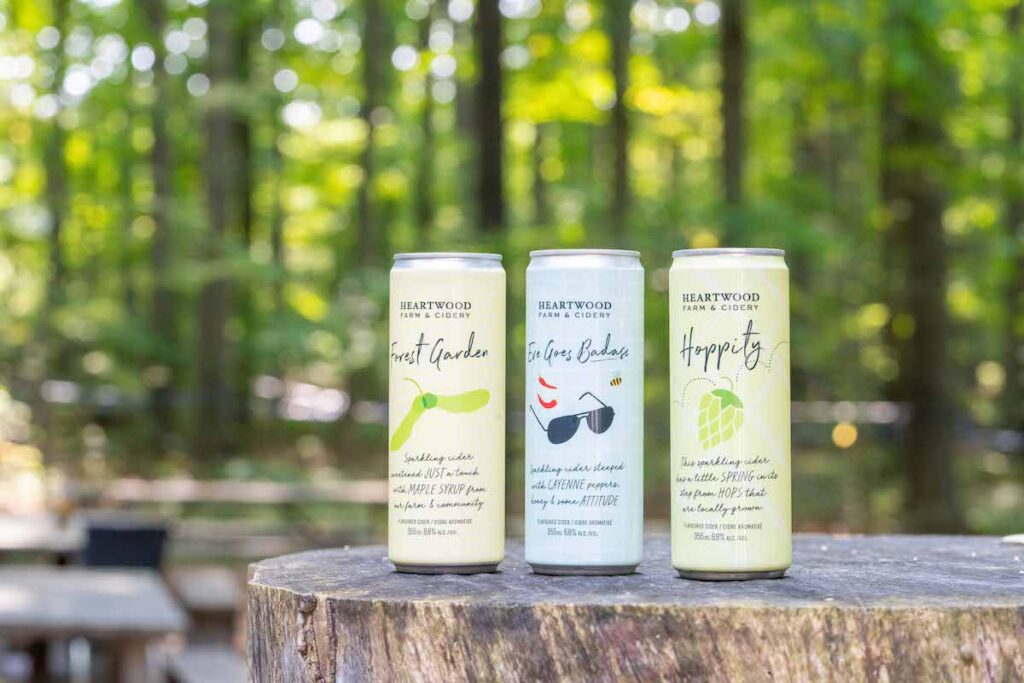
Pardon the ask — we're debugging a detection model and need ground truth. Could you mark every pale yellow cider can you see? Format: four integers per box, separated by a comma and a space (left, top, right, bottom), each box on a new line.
669, 248, 791, 580
388, 252, 505, 574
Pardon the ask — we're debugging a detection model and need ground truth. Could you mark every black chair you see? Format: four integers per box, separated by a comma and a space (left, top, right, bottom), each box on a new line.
75, 518, 171, 679
81, 517, 168, 569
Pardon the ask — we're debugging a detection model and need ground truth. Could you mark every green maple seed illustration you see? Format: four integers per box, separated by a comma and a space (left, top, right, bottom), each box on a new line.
697, 388, 744, 450
389, 378, 490, 452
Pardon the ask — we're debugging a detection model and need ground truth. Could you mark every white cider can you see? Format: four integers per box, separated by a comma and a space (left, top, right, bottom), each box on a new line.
388, 252, 505, 574
669, 248, 791, 580
525, 249, 644, 575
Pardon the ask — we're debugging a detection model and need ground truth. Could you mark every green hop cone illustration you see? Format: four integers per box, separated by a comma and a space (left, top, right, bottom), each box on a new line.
697, 388, 744, 450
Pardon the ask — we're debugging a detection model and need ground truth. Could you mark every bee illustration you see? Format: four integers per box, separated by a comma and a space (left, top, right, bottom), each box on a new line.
610, 375, 622, 387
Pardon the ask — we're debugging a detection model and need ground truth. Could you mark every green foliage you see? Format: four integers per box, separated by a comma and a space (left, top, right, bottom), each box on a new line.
0, 0, 1018, 529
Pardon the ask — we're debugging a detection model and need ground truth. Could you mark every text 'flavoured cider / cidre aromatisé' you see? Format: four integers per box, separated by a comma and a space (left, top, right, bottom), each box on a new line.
388, 252, 506, 574
669, 248, 791, 580
525, 249, 644, 575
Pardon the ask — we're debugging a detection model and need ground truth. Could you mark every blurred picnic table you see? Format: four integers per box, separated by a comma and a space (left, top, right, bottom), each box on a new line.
0, 515, 84, 564
73, 478, 389, 561
0, 566, 186, 683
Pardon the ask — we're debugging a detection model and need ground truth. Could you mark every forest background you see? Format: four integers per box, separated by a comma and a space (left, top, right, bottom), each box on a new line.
0, 0, 1021, 536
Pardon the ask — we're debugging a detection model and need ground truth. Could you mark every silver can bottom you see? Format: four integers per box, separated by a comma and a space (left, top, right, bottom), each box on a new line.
676, 568, 787, 581
394, 562, 499, 575
530, 563, 638, 576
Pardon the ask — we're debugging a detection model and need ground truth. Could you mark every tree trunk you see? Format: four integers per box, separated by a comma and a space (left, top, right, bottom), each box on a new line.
880, 85, 908, 408
474, 0, 504, 232
31, 0, 70, 445
119, 98, 136, 317
880, 0, 961, 532
789, 98, 821, 286
606, 0, 630, 233
269, 0, 286, 320
266, 0, 287, 420
720, 0, 746, 243
355, 0, 382, 263
415, 9, 435, 243
233, 12, 254, 426
196, 0, 241, 458
141, 0, 177, 444
42, 0, 69, 359
667, 142, 685, 232
900, 162, 959, 531
270, 128, 285, 317
532, 123, 548, 226
1004, 2, 1023, 430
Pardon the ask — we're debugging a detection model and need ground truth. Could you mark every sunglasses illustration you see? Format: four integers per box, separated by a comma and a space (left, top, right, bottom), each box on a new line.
530, 392, 615, 445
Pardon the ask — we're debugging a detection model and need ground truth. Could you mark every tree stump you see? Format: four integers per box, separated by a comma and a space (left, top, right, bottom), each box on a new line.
247, 535, 1024, 682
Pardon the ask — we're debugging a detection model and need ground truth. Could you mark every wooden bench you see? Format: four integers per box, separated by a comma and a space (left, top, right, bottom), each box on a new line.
0, 567, 187, 683
70, 477, 388, 562
0, 514, 84, 564
167, 567, 244, 644
247, 534, 1024, 682
169, 645, 246, 683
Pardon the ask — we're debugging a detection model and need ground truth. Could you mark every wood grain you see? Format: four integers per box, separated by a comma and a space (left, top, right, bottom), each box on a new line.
248, 535, 1024, 682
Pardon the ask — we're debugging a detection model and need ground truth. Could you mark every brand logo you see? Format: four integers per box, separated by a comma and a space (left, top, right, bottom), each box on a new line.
680, 290, 761, 313
400, 301, 472, 311
680, 291, 759, 303
537, 300, 612, 311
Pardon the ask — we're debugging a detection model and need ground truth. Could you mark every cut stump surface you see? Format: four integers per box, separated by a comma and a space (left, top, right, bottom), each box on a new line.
248, 534, 1024, 682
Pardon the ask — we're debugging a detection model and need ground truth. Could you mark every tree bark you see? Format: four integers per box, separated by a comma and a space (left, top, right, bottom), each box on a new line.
248, 536, 1024, 682
31, 0, 71, 443
266, 0, 287, 420
606, 0, 630, 233
474, 0, 504, 232
270, 130, 285, 317
532, 123, 548, 226
1004, 2, 1023, 430
880, 0, 961, 532
355, 0, 382, 263
269, 0, 286, 320
720, 0, 746, 243
414, 9, 435, 243
196, 0, 241, 458
118, 98, 136, 317
233, 11, 254, 426
141, 0, 177, 443
42, 0, 69, 355
788, 97, 820, 296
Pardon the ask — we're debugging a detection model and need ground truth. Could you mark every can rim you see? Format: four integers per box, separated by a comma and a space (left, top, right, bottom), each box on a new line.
394, 252, 502, 262
672, 248, 785, 258
530, 248, 641, 258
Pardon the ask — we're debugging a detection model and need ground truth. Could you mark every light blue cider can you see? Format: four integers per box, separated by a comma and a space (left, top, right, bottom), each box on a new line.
524, 249, 644, 575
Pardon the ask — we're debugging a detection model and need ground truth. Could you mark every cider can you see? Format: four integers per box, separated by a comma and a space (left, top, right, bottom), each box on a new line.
669, 248, 791, 580
525, 249, 644, 575
388, 252, 505, 573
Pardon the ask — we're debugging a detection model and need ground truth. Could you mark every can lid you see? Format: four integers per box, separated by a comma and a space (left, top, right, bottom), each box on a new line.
394, 252, 502, 262
530, 248, 641, 258
672, 248, 785, 258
